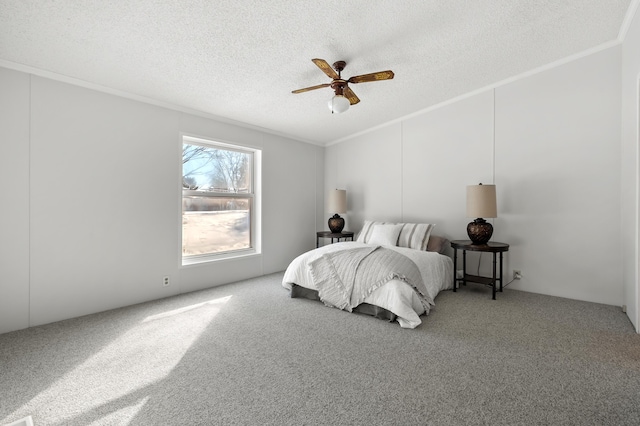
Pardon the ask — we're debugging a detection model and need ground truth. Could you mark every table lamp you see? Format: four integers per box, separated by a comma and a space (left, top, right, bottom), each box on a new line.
466, 183, 497, 245
328, 189, 347, 233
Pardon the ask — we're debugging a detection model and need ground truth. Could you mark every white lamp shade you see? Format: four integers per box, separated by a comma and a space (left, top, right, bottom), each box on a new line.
328, 95, 350, 114
328, 189, 347, 214
466, 184, 497, 218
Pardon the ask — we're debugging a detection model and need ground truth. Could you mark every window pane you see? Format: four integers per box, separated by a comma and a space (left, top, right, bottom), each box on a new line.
182, 143, 251, 193
182, 196, 251, 255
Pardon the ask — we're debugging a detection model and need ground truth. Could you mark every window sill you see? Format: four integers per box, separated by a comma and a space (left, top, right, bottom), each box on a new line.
181, 249, 261, 267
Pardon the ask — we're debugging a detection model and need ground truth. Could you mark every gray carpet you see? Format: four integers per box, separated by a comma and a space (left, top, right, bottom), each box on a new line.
1, 272, 639, 426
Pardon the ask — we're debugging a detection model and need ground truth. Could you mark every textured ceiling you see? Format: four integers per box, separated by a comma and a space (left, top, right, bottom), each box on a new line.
0, 0, 633, 145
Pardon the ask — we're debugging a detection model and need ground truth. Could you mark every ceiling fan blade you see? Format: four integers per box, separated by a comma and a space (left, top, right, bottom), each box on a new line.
348, 70, 395, 84
312, 58, 339, 79
343, 86, 360, 105
292, 83, 331, 94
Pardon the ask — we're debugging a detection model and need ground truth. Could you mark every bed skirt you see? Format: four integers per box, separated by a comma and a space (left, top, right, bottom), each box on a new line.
290, 283, 398, 323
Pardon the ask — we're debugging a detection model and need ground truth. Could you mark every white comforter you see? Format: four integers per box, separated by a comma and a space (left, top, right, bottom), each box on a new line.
282, 241, 453, 328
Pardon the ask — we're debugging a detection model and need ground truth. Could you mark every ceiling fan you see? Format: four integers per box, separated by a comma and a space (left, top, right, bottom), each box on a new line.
292, 59, 394, 114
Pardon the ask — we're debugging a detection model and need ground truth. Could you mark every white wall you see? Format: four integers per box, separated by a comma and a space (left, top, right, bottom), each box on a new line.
496, 47, 621, 305
0, 68, 30, 333
402, 90, 495, 239
621, 5, 640, 331
325, 90, 495, 254
324, 123, 403, 232
326, 45, 623, 307
0, 69, 323, 334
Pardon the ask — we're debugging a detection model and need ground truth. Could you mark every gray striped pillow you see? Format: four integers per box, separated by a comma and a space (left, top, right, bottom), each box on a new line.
397, 223, 435, 251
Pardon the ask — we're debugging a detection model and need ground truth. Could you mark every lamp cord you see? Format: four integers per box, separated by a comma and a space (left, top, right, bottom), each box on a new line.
502, 277, 517, 288
476, 253, 517, 288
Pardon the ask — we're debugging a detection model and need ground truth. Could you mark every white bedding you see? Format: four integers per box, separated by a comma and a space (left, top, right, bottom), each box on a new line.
282, 241, 453, 328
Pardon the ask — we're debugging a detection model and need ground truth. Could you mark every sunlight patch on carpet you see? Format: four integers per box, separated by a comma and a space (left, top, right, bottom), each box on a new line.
4, 296, 232, 425
143, 296, 233, 322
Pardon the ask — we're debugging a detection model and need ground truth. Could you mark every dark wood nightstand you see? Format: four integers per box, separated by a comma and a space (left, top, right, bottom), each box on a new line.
450, 240, 510, 300
316, 231, 354, 248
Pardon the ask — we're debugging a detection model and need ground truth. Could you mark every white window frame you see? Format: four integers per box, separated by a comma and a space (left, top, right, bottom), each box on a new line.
181, 134, 262, 265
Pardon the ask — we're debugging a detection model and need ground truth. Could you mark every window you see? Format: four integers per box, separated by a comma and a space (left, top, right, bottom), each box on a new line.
182, 136, 261, 263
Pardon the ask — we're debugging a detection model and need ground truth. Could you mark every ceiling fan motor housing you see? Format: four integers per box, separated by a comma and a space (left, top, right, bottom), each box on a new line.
332, 61, 346, 73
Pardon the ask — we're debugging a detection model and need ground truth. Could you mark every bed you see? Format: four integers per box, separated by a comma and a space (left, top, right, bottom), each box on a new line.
282, 221, 454, 328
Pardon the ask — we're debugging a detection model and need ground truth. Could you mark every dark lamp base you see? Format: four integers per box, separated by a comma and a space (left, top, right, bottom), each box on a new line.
328, 214, 345, 233
467, 218, 493, 245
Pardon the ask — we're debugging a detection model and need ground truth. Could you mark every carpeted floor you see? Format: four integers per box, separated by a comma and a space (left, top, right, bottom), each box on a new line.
1, 272, 639, 426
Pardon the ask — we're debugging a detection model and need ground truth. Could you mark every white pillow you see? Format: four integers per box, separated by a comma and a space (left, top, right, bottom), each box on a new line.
367, 224, 404, 246
356, 220, 391, 243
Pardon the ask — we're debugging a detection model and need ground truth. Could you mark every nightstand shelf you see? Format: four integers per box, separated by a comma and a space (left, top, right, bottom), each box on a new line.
462, 274, 495, 286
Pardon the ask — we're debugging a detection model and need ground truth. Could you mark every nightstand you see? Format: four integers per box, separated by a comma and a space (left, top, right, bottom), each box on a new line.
450, 240, 510, 300
316, 231, 354, 248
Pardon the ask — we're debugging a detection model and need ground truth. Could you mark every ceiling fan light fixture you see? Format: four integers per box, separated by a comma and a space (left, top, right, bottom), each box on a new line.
329, 94, 350, 114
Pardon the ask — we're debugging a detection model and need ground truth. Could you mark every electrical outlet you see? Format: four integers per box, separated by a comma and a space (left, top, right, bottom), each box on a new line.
163, 276, 170, 287
513, 270, 522, 280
